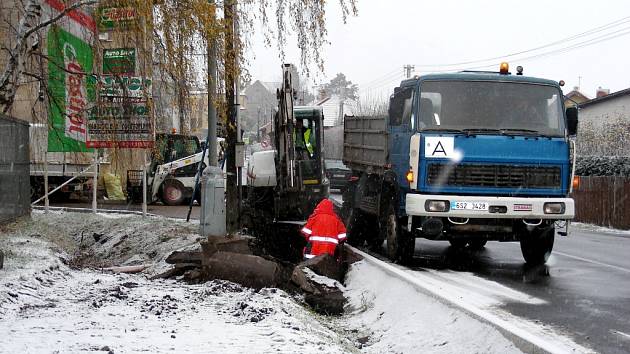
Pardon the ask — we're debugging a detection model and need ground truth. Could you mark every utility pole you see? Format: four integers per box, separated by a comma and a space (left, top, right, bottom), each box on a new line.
177, 1, 186, 133
207, 0, 218, 166
224, 0, 238, 233
257, 107, 261, 141
404, 64, 415, 79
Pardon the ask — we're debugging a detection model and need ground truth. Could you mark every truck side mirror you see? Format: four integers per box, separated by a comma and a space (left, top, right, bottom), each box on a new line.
566, 106, 578, 136
387, 96, 395, 118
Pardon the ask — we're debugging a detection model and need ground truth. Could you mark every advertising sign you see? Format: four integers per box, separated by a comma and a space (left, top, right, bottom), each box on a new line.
91, 75, 152, 99
47, 25, 94, 152
87, 101, 154, 148
97, 6, 137, 31
103, 48, 135, 74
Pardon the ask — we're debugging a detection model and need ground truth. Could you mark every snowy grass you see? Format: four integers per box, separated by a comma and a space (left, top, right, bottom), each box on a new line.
0, 212, 357, 353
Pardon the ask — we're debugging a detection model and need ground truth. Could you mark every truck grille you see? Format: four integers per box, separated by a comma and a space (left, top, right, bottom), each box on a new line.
426, 163, 561, 189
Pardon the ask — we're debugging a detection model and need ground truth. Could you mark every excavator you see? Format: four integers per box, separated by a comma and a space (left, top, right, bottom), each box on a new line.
243, 64, 329, 259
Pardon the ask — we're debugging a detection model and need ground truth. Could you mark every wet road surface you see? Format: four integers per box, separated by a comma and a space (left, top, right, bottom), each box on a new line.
407, 226, 630, 354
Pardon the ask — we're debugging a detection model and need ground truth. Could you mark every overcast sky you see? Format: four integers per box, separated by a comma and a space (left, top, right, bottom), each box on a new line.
246, 0, 630, 101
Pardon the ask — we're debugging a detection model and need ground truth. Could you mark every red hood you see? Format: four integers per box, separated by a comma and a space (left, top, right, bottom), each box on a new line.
310, 199, 335, 218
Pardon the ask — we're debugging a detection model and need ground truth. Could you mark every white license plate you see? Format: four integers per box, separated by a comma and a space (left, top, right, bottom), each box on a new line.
333, 174, 345, 178
450, 201, 488, 211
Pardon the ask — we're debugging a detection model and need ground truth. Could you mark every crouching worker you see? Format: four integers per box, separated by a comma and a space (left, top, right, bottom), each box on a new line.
301, 199, 347, 261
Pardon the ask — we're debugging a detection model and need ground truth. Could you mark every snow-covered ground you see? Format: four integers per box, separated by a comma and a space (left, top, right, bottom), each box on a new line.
572, 222, 630, 236
339, 261, 523, 354
0, 211, 529, 353
0, 212, 355, 353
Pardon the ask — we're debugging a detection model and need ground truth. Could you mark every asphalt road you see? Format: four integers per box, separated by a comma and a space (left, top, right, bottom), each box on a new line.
403, 225, 630, 354
327, 192, 629, 353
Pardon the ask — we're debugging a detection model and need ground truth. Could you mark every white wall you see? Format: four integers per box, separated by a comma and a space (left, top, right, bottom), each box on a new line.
579, 95, 630, 128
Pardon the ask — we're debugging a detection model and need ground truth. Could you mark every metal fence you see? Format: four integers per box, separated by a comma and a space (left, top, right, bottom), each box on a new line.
572, 176, 630, 230
0, 114, 30, 224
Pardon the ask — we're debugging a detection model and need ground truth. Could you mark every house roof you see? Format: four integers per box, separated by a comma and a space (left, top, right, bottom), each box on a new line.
564, 89, 590, 102
315, 97, 331, 105
242, 80, 281, 96
313, 94, 357, 127
579, 87, 630, 108
260, 81, 281, 93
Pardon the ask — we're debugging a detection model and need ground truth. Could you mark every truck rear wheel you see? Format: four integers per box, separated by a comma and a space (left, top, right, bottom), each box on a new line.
384, 205, 414, 264
346, 208, 366, 247
520, 224, 555, 265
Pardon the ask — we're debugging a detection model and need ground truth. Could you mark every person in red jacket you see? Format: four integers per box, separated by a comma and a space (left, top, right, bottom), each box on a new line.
300, 198, 347, 260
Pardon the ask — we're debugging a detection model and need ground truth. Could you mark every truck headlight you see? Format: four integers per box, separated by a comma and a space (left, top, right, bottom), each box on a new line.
544, 202, 565, 214
425, 200, 450, 212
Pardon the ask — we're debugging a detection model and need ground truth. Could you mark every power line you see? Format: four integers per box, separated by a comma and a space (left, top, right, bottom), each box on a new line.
358, 16, 630, 95
359, 72, 404, 92
359, 70, 404, 91
412, 25, 630, 74
413, 15, 630, 68
358, 67, 401, 87
359, 76, 404, 95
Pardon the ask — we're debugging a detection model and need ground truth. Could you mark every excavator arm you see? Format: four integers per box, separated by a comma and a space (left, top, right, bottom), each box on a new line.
275, 64, 298, 192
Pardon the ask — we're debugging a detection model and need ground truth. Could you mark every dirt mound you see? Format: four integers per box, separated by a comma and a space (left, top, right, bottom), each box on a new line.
31, 211, 203, 276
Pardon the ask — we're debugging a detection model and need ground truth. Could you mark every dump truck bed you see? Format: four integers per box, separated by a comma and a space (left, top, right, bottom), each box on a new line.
342, 115, 389, 175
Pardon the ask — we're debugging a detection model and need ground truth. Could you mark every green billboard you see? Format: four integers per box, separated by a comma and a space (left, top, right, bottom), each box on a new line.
103, 48, 135, 74
47, 25, 95, 152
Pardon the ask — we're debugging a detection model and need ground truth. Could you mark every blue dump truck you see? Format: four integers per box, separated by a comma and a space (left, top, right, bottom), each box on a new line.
342, 63, 578, 265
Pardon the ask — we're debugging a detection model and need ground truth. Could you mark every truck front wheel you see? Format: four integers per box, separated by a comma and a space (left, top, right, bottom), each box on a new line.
384, 205, 414, 264
519, 224, 555, 265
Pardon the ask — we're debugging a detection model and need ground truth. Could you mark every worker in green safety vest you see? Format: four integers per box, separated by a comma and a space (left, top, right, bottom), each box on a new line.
294, 119, 315, 158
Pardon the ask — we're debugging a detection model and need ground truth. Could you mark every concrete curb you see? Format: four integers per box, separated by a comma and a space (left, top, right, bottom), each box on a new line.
349, 246, 594, 354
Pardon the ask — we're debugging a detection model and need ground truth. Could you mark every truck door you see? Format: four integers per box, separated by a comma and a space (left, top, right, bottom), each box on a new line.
388, 87, 415, 189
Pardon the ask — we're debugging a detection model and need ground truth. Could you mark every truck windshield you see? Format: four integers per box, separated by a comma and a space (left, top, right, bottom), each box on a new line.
418, 80, 565, 137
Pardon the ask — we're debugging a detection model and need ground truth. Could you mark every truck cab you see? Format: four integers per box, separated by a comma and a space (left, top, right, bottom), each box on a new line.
343, 64, 578, 264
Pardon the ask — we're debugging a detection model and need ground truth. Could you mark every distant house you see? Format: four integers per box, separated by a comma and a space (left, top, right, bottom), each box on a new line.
578, 87, 630, 128
314, 94, 357, 127
312, 94, 357, 159
564, 87, 590, 108
242, 80, 281, 137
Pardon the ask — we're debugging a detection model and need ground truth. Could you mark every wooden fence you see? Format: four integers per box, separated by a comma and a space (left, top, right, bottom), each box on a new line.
572, 176, 630, 230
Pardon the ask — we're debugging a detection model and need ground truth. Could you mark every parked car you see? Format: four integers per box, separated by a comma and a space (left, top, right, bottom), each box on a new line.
325, 159, 351, 191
